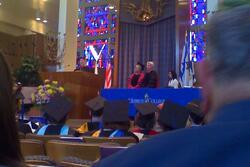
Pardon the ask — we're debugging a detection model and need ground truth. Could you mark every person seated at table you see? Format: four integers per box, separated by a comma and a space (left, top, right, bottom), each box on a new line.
128, 62, 145, 89
158, 101, 190, 132
87, 100, 139, 142
132, 103, 159, 136
36, 96, 74, 136
186, 100, 205, 127
76, 96, 106, 136
167, 70, 179, 89
142, 61, 159, 88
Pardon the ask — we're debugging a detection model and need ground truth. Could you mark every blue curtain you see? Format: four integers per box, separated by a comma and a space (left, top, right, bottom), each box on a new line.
118, 16, 176, 87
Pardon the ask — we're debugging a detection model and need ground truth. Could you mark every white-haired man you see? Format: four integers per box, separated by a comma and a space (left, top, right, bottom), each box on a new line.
94, 3, 250, 167
142, 61, 159, 88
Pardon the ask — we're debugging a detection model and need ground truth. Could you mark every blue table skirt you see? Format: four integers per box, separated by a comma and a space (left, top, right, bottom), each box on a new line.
101, 88, 202, 117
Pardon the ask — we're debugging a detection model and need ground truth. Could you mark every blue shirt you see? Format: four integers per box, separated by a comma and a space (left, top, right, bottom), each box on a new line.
94, 100, 250, 167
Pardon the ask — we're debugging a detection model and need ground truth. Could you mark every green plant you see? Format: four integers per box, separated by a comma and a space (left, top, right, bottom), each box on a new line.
14, 56, 42, 86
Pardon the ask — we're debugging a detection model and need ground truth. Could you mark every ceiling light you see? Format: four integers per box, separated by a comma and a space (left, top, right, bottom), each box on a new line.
115, 9, 118, 12
36, 10, 41, 21
109, 5, 115, 10
43, 19, 48, 23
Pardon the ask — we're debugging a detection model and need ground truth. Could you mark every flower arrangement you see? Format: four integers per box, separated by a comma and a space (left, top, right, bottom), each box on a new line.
32, 79, 65, 104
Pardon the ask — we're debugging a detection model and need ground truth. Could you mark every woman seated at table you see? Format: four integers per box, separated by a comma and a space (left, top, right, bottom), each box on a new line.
128, 62, 145, 89
167, 70, 179, 88
131, 103, 159, 136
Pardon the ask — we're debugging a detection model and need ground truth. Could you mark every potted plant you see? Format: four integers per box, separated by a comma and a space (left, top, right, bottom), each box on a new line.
14, 56, 42, 117
14, 56, 42, 86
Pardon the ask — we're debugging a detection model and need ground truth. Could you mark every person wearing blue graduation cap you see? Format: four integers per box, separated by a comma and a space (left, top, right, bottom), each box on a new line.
36, 96, 74, 136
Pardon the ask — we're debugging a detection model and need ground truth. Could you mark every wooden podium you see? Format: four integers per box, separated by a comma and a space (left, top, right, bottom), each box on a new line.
41, 71, 105, 119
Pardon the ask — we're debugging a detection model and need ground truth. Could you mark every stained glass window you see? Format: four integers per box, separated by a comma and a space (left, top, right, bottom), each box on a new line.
77, 1, 118, 69
111, 14, 117, 34
85, 0, 101, 3
85, 6, 109, 36
190, 0, 207, 62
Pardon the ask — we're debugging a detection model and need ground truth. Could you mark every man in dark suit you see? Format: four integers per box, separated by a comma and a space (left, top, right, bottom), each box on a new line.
142, 61, 159, 88
94, 3, 250, 167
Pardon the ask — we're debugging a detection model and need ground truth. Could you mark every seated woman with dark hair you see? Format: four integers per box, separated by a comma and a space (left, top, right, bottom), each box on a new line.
0, 52, 23, 166
132, 103, 159, 136
168, 70, 179, 88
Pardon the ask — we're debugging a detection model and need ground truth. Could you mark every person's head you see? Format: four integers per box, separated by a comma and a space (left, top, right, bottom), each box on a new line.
186, 100, 204, 125
0, 52, 23, 165
146, 61, 154, 72
135, 112, 156, 131
102, 100, 130, 130
42, 96, 72, 125
135, 62, 144, 73
168, 70, 177, 80
85, 96, 106, 121
198, 4, 250, 118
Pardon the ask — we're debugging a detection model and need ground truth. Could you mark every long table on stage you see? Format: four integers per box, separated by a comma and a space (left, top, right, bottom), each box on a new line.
101, 88, 202, 117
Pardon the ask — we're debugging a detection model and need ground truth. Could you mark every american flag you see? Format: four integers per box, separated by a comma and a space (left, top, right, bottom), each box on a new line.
104, 63, 112, 88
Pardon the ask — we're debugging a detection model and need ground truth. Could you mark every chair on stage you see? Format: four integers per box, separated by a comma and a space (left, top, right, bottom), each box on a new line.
83, 136, 137, 147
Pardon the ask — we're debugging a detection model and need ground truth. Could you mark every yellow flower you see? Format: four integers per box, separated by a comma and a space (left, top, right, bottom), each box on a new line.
47, 89, 53, 95
45, 84, 51, 89
38, 89, 43, 95
38, 85, 43, 90
31, 94, 35, 102
52, 81, 58, 85
40, 93, 46, 97
44, 79, 50, 84
58, 87, 64, 93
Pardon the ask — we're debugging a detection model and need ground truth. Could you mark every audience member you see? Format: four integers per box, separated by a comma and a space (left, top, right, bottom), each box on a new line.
167, 70, 179, 88
94, 4, 250, 166
186, 100, 205, 127
128, 62, 145, 88
0, 52, 23, 166
18, 119, 39, 134
36, 96, 74, 135
87, 100, 139, 142
132, 103, 159, 136
76, 96, 105, 135
158, 101, 189, 131
142, 61, 159, 88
